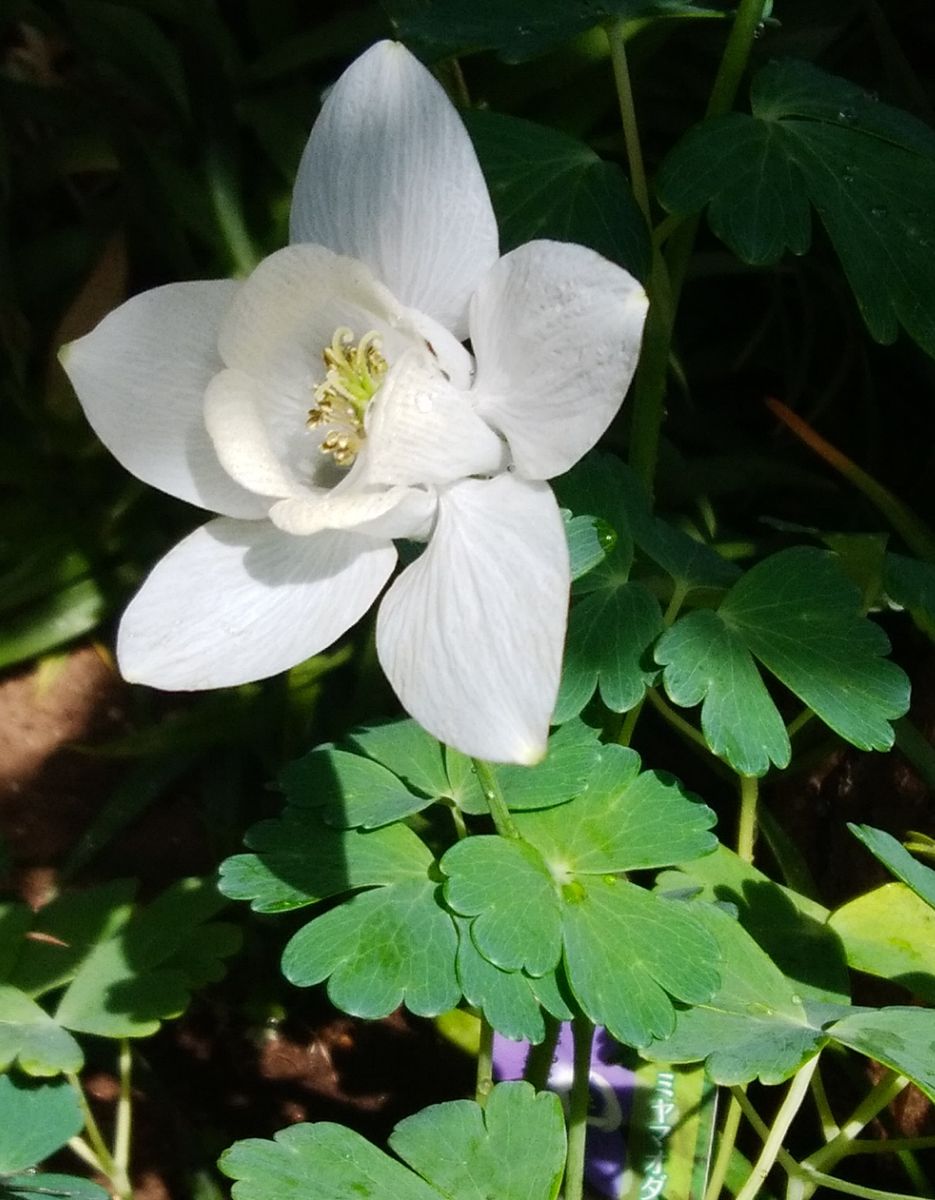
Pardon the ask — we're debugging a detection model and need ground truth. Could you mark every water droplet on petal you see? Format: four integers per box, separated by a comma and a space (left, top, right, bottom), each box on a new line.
415, 392, 433, 414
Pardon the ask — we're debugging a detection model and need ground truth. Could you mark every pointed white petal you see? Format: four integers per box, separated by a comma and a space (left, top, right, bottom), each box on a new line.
363, 351, 506, 486
376, 474, 569, 764
271, 485, 436, 540
218, 244, 412, 401
204, 369, 310, 499
118, 518, 396, 689
289, 41, 498, 337
470, 240, 649, 480
61, 281, 267, 518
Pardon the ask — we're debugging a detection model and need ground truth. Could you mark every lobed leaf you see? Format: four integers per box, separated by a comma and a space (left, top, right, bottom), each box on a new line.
0, 1074, 83, 1175
658, 58, 935, 357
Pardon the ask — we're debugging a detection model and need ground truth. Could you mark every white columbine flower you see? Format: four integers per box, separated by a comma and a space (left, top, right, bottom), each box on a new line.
61, 40, 647, 765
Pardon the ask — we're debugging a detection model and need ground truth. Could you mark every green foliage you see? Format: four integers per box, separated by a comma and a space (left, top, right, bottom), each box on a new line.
827, 1008, 935, 1103
465, 111, 651, 280
848, 823, 935, 908
0, 1075, 83, 1175
220, 1082, 566, 1200
389, 0, 722, 61
658, 58, 935, 357
0, 879, 239, 1064
657, 548, 910, 774
829, 883, 935, 1003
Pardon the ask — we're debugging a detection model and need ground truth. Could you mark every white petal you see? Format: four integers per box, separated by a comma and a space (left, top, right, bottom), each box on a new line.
470, 240, 649, 480
271, 485, 436, 540
204, 369, 309, 499
376, 475, 569, 764
218, 244, 411, 401
118, 518, 396, 689
61, 281, 267, 518
363, 352, 506, 486
289, 41, 499, 338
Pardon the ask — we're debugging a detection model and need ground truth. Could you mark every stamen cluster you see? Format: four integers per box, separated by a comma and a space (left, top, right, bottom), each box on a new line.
307, 327, 387, 466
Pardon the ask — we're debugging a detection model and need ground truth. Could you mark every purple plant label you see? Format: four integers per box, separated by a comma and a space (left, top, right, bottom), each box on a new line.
493, 1025, 635, 1198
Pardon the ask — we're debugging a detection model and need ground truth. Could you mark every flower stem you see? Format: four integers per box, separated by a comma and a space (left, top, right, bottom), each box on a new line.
113, 1039, 133, 1188
471, 759, 521, 839
704, 1091, 743, 1200
476, 1015, 495, 1108
524, 1015, 561, 1092
705, 0, 769, 119
563, 1015, 595, 1200
645, 687, 709, 752
67, 1072, 132, 1200
737, 774, 759, 863
606, 23, 651, 223
734, 1056, 818, 1200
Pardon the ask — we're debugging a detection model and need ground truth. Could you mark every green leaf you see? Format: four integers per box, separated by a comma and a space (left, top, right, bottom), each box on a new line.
829, 883, 935, 1003
658, 58, 935, 356
52, 878, 240, 1038
554, 453, 738, 722
442, 748, 718, 1045
848, 824, 935, 909
454, 920, 565, 1043
465, 110, 650, 281
0, 987, 83, 1076
389, 1082, 565, 1200
656, 610, 791, 775
0, 1075, 83, 1173
391, 0, 721, 61
218, 814, 430, 912
0, 1176, 110, 1200
0, 576, 105, 671
563, 510, 616, 583
280, 748, 430, 829
444, 720, 603, 814
885, 553, 935, 637
642, 905, 827, 1084
516, 745, 717, 870
659, 547, 908, 772
444, 839, 563, 976
829, 1008, 935, 1102
657, 844, 849, 1005
220, 1082, 565, 1200
282, 876, 460, 1019
343, 719, 451, 798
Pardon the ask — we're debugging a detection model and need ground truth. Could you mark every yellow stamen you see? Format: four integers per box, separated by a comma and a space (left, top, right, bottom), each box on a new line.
307, 328, 388, 467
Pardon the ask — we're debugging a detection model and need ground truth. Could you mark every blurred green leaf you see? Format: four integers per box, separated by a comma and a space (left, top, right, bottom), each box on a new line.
0, 1175, 110, 1200
658, 58, 935, 357
0, 1075, 82, 1175
0, 988, 83, 1076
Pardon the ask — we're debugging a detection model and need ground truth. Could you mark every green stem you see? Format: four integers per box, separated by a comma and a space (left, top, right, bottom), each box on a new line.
627, 253, 673, 494
617, 698, 645, 747
67, 1073, 132, 1200
734, 1057, 819, 1200
798, 1072, 909, 1194
563, 1015, 595, 1200
847, 1136, 935, 1155
68, 1136, 107, 1174
663, 580, 689, 626
645, 687, 709, 752
704, 1091, 743, 1200
113, 1039, 133, 1188
737, 774, 759, 863
524, 1015, 561, 1092
606, 23, 651, 222
476, 1016, 495, 1108
206, 147, 259, 278
472, 759, 521, 839
705, 0, 769, 119
810, 1066, 840, 1142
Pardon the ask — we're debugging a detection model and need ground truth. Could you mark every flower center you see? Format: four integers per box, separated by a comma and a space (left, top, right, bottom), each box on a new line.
307, 327, 388, 467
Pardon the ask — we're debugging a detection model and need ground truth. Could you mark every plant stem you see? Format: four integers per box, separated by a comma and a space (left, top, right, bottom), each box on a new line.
797, 1071, 910, 1194
68, 1136, 106, 1174
705, 0, 769, 119
563, 1015, 595, 1200
737, 774, 759, 862
627, 254, 673, 495
704, 1091, 743, 1200
113, 1039, 133, 1191
645, 687, 709, 752
810, 1066, 840, 1142
734, 1056, 818, 1200
67, 1072, 132, 1200
617, 699, 644, 747
606, 23, 651, 223
524, 1015, 561, 1092
476, 1016, 495, 1108
471, 759, 521, 839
